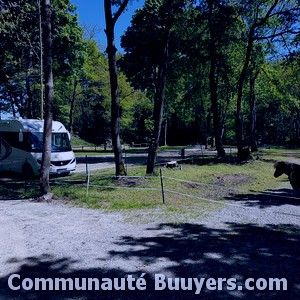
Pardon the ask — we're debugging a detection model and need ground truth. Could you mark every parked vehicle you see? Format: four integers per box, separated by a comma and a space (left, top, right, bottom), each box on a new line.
0, 118, 76, 177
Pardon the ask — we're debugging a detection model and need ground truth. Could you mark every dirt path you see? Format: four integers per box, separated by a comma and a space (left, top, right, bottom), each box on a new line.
0, 194, 299, 299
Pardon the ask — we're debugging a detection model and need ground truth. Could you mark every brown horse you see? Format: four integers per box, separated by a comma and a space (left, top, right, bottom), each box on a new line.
274, 161, 300, 197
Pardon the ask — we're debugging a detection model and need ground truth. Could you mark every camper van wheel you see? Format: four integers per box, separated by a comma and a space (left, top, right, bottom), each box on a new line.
22, 164, 34, 179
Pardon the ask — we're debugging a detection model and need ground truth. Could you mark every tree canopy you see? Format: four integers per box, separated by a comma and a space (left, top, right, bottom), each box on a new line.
1, 0, 300, 164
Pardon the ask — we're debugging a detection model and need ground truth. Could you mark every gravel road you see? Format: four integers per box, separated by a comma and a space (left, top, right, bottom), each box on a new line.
0, 189, 300, 299
74, 147, 235, 173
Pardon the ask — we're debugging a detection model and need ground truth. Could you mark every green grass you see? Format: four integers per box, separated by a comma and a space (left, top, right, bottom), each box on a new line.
51, 154, 287, 211
0, 180, 40, 199
259, 148, 300, 162
74, 151, 113, 157
160, 145, 186, 150
0, 147, 296, 222
70, 135, 95, 147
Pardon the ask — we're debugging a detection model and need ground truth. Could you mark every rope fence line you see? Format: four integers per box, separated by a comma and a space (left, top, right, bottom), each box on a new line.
76, 150, 280, 197
5, 167, 298, 218
6, 147, 292, 205
162, 175, 300, 201
52, 174, 300, 218
51, 181, 161, 191
59, 155, 300, 201
163, 189, 259, 210
10, 161, 298, 203
49, 165, 300, 209
112, 173, 299, 201
88, 185, 161, 192
53, 180, 259, 209
162, 175, 250, 194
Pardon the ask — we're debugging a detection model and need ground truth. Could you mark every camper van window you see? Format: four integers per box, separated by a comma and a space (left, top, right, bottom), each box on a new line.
28, 132, 43, 152
31, 132, 71, 152
1, 132, 71, 153
51, 133, 72, 152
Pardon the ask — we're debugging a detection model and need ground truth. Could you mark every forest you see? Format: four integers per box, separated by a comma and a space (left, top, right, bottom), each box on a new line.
1, 0, 300, 155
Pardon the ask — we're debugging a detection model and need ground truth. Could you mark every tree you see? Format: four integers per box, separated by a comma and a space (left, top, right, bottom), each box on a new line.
145, 0, 176, 174
256, 58, 300, 145
121, 0, 183, 174
58, 37, 146, 146
205, 0, 239, 158
0, 0, 84, 119
0, 0, 41, 117
104, 0, 129, 176
249, 68, 260, 152
40, 0, 54, 195
71, 39, 111, 144
235, 0, 300, 159
120, 0, 300, 156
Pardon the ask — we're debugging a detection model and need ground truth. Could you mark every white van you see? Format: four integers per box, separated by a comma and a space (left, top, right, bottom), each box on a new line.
0, 118, 76, 177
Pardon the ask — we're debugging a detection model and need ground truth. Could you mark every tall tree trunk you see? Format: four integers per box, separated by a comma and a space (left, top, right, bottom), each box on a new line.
9, 94, 16, 118
164, 118, 167, 146
146, 16, 171, 174
15, 94, 24, 118
235, 29, 254, 159
68, 78, 77, 135
40, 0, 54, 195
296, 109, 300, 144
235, 0, 278, 159
38, 0, 44, 119
25, 74, 33, 119
206, 111, 212, 149
207, 0, 225, 158
249, 70, 259, 152
197, 98, 206, 146
104, 0, 128, 176
220, 74, 231, 144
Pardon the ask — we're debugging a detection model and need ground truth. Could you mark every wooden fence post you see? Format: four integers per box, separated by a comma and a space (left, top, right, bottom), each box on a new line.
160, 168, 165, 204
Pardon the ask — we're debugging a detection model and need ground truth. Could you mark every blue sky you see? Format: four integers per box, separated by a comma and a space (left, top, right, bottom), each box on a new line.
71, 0, 144, 51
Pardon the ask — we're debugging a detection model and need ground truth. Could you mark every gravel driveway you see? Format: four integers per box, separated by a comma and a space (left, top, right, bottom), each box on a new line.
0, 190, 300, 299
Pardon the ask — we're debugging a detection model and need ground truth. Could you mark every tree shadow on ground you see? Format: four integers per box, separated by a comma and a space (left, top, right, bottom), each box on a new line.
225, 187, 300, 208
0, 223, 299, 299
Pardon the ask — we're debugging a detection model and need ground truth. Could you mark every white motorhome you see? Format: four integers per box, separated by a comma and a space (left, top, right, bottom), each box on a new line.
0, 118, 76, 177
